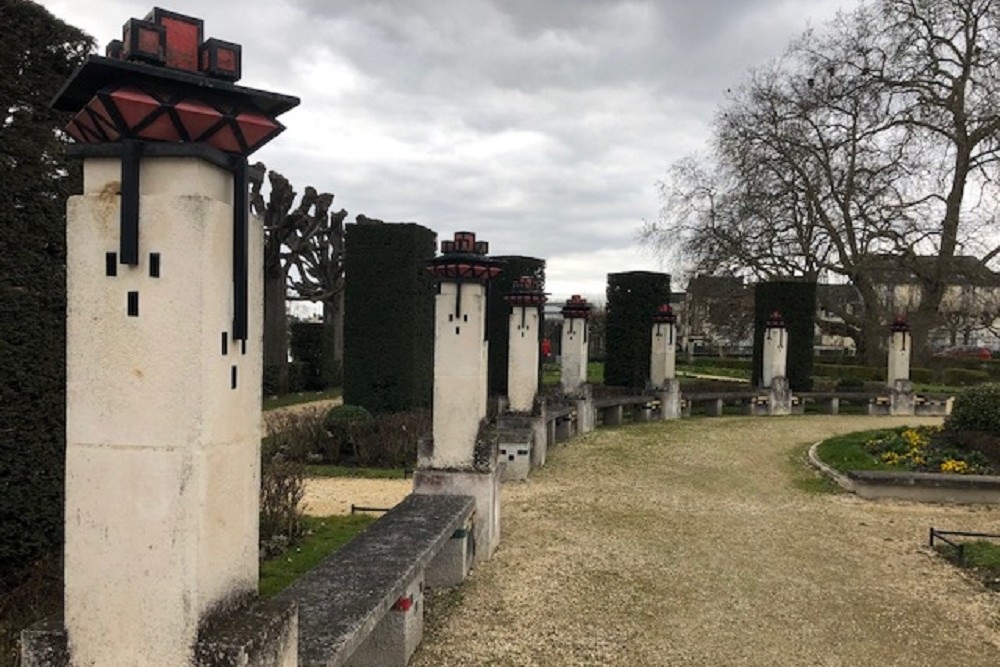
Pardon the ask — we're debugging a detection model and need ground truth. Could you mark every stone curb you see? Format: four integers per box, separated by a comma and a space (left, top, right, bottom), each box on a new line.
806, 441, 855, 492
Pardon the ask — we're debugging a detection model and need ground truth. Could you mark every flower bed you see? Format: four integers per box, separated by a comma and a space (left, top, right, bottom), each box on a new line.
863, 425, 993, 475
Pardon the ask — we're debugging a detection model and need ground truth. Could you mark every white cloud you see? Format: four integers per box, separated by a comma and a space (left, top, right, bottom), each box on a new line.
39, 0, 859, 292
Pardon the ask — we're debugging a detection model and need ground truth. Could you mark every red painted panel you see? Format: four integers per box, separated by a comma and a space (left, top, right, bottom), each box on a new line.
209, 122, 242, 153
110, 87, 160, 130
161, 16, 200, 71
235, 111, 280, 151
175, 99, 223, 140
136, 112, 181, 143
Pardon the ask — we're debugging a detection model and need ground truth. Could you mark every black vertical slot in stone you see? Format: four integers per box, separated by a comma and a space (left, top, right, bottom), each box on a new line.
105, 252, 117, 276
120, 140, 141, 265
149, 252, 160, 277
221, 332, 228, 355
231, 365, 238, 389
241, 339, 246, 355
127, 291, 139, 317
232, 157, 249, 340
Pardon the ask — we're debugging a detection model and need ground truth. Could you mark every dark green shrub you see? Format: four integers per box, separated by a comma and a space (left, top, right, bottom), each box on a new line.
836, 376, 865, 390
752, 280, 816, 391
910, 367, 934, 384
941, 368, 990, 387
287, 361, 310, 393
348, 409, 430, 468
813, 363, 883, 381
487, 256, 545, 396
263, 365, 280, 397
0, 2, 93, 578
948, 383, 1000, 435
290, 321, 326, 390
604, 271, 671, 388
343, 223, 436, 413
325, 405, 374, 463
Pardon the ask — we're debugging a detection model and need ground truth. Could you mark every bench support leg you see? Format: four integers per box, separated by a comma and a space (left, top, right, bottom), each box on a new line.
347, 576, 424, 667
414, 469, 501, 564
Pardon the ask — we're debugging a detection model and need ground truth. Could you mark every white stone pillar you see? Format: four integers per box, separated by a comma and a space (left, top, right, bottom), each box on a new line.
560, 295, 592, 394
650, 304, 677, 388
64, 156, 263, 666
761, 311, 788, 389
887, 316, 912, 386
415, 232, 502, 562
504, 277, 546, 413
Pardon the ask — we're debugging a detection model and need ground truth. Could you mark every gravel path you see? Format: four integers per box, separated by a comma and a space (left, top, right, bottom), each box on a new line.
301, 477, 411, 516
412, 415, 1000, 666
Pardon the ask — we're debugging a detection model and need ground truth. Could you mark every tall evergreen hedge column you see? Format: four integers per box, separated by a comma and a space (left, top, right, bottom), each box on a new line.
343, 223, 437, 413
487, 256, 545, 396
604, 271, 671, 389
752, 280, 817, 391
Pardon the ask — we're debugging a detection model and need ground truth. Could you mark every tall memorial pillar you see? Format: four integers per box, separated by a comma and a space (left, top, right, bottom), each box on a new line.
495, 277, 547, 481
560, 295, 592, 394
887, 316, 912, 386
26, 9, 299, 666
414, 232, 503, 561
761, 311, 792, 416
650, 304, 681, 419
886, 316, 915, 416
505, 276, 546, 412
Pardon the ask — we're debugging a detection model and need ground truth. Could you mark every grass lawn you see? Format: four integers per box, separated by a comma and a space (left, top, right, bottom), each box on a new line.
306, 464, 410, 479
259, 514, 375, 598
263, 387, 342, 412
541, 361, 605, 386
814, 429, 895, 473
935, 538, 1000, 591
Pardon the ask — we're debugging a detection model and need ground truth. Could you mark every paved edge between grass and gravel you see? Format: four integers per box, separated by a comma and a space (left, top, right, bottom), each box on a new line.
807, 440, 857, 492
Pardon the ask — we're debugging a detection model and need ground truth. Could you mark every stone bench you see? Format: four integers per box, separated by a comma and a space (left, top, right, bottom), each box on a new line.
274, 494, 475, 667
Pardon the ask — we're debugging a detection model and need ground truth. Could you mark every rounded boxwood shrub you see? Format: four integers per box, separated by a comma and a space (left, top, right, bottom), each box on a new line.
948, 383, 1000, 435
324, 405, 374, 462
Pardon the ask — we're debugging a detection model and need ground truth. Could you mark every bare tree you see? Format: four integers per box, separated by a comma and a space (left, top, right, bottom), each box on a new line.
643, 0, 1000, 363
251, 167, 331, 394
287, 204, 349, 386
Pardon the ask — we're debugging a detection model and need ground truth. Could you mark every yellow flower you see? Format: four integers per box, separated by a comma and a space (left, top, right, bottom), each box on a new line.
940, 459, 969, 474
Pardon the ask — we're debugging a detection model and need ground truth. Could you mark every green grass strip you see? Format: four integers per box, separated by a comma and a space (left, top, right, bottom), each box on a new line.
259, 514, 375, 598
815, 429, 895, 473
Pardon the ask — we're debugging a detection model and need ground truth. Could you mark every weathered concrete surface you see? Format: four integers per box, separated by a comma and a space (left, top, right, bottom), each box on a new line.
275, 493, 474, 667
413, 415, 1000, 666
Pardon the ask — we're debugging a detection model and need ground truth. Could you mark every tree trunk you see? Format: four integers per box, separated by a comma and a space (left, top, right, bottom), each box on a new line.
322, 292, 343, 387
263, 270, 288, 395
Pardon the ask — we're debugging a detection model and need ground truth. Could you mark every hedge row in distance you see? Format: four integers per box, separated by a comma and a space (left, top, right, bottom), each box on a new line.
604, 271, 671, 389
343, 223, 437, 413
752, 280, 817, 392
486, 256, 545, 396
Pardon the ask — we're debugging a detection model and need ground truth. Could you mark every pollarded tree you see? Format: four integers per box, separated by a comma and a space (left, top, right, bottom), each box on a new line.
286, 202, 349, 387
644, 0, 1000, 363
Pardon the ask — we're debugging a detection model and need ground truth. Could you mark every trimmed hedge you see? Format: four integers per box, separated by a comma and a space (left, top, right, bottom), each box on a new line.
942, 368, 991, 387
949, 384, 1000, 435
343, 223, 436, 413
0, 2, 92, 577
290, 321, 326, 390
486, 256, 545, 397
604, 271, 671, 389
752, 280, 817, 392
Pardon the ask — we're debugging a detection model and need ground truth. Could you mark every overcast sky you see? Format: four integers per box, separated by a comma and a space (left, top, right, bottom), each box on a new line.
40, 0, 857, 301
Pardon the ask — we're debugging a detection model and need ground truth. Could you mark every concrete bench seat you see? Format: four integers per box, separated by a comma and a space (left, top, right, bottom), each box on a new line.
274, 494, 475, 667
